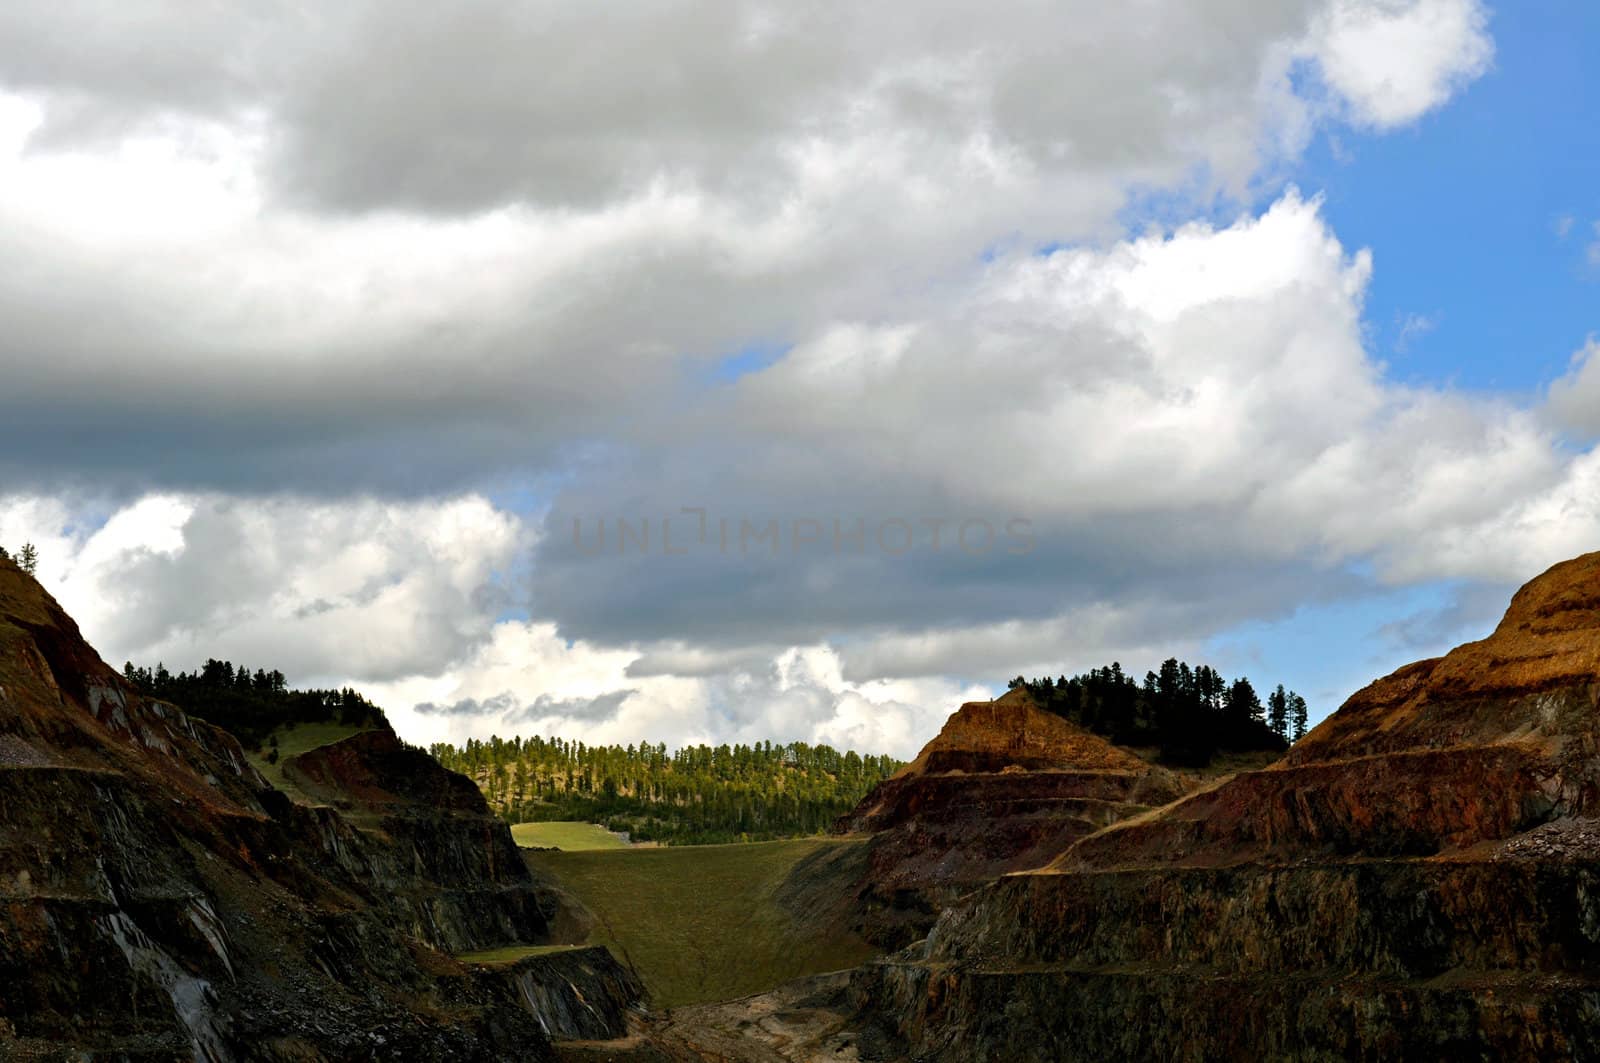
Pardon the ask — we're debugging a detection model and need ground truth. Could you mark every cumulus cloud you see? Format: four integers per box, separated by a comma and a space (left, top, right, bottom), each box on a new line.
0, 492, 522, 683
527, 195, 1383, 639
525, 191, 1600, 674
1545, 337, 1600, 434
0, 1, 1493, 216
11, 185, 1599, 753
0, 1, 1496, 495
1307, 0, 1493, 129
0, 2, 1329, 214
352, 622, 988, 755
0, 2, 1530, 750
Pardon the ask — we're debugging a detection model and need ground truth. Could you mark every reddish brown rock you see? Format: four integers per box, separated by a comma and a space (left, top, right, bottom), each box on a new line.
831, 688, 1185, 946
1060, 551, 1600, 872
853, 552, 1600, 1060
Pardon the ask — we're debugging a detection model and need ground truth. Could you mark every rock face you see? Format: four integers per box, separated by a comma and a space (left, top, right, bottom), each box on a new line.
833, 689, 1185, 947
281, 728, 570, 956
853, 552, 1600, 1060
0, 559, 640, 1061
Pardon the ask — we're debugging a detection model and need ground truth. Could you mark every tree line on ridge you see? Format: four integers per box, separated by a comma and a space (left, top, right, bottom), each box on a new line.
1010, 658, 1307, 767
430, 734, 903, 846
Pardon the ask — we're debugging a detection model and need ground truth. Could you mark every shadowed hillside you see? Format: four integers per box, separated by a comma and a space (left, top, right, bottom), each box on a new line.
0, 558, 641, 1060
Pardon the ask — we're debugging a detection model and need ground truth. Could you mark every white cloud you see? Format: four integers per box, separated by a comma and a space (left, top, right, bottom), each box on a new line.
0, 2, 1497, 494
0, 491, 985, 757
1307, 0, 1493, 129
530, 191, 1600, 646
363, 625, 987, 757
740, 192, 1380, 514
0, 3, 1528, 754
0, 2, 1325, 215
0, 492, 523, 683
1373, 445, 1600, 586
1547, 337, 1600, 433
8, 187, 1596, 757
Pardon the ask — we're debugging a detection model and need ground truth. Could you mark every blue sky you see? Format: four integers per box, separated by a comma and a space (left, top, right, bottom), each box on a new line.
1197, 4, 1599, 718
1297, 1, 1598, 395
699, 4, 1600, 722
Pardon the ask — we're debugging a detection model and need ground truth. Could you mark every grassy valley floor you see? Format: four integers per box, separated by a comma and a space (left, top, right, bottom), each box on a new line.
525, 837, 878, 1008
512, 820, 633, 850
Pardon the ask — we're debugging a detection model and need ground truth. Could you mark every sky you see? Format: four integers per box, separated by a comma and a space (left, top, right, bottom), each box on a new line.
1, 1, 1597, 758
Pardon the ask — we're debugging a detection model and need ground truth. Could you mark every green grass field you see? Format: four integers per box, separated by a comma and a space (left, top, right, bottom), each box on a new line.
526, 837, 878, 1008
511, 821, 631, 851
244, 721, 374, 803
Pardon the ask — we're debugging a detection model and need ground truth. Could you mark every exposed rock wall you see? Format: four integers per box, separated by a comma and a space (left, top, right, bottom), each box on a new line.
830, 690, 1185, 947
282, 728, 559, 955
0, 559, 640, 1061
853, 552, 1600, 1060
496, 947, 645, 1042
859, 960, 1600, 1062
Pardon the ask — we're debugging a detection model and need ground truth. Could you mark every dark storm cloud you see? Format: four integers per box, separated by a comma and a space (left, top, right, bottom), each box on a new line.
520, 436, 1372, 669
0, 396, 588, 498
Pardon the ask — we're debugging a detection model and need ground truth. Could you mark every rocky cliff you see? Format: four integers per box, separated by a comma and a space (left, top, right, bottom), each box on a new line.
0, 558, 641, 1061
852, 552, 1600, 1060
831, 689, 1185, 947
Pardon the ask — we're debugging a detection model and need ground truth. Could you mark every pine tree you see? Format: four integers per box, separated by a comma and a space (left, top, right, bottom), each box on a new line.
1289, 692, 1309, 742
18, 543, 38, 576
1268, 684, 1289, 739
1226, 677, 1263, 723
1157, 658, 1182, 698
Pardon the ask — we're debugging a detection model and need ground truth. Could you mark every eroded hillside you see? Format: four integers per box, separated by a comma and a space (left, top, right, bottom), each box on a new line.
853, 551, 1600, 1060
829, 689, 1187, 947
0, 558, 640, 1061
